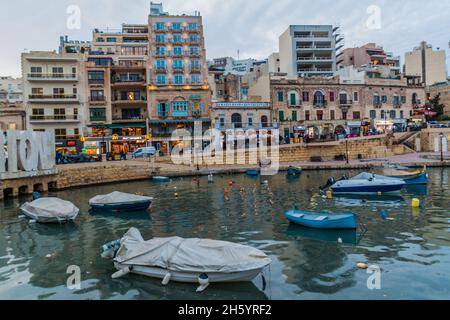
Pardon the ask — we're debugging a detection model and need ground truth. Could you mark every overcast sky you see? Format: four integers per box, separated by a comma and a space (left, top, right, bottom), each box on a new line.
1, 0, 449, 78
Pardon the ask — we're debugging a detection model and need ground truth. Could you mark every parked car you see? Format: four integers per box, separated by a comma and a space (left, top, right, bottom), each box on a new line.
132, 147, 157, 158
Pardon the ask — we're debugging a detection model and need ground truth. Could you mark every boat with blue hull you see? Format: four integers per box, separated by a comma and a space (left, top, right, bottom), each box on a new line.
381, 166, 428, 185
330, 172, 405, 194
287, 166, 302, 177
89, 191, 153, 212
285, 210, 357, 230
152, 176, 170, 183
246, 170, 259, 176
287, 225, 357, 244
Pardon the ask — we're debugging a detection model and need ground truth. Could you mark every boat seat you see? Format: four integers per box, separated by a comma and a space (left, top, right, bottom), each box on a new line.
315, 216, 329, 221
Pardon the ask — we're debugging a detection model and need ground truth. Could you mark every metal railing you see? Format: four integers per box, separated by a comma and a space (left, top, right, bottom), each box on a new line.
29, 94, 78, 100
27, 73, 77, 80
30, 115, 79, 121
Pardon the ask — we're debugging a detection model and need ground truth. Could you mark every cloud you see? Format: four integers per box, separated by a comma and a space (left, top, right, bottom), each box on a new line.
0, 0, 448, 77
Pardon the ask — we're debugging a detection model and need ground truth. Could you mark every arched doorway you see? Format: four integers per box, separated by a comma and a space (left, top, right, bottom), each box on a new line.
231, 113, 242, 129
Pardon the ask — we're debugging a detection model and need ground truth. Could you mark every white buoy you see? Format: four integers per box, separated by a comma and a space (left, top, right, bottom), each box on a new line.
112, 267, 131, 279
338, 238, 343, 243
162, 273, 172, 285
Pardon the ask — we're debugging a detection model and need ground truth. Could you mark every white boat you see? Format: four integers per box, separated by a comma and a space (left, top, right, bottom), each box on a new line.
331, 172, 406, 194
89, 191, 153, 212
20, 198, 79, 224
102, 228, 271, 291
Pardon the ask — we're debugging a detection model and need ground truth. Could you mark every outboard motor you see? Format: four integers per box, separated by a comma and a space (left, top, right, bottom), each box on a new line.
320, 177, 336, 192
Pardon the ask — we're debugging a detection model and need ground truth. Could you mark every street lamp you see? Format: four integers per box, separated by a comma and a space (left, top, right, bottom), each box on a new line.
440, 132, 444, 162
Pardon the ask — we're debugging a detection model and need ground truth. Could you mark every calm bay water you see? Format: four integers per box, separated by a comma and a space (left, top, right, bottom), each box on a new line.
0, 168, 449, 300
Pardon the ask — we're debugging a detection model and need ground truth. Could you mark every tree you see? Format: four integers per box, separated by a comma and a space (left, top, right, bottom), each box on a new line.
425, 93, 445, 120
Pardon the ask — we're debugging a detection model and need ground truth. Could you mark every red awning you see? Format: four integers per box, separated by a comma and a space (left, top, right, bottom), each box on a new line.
415, 109, 437, 116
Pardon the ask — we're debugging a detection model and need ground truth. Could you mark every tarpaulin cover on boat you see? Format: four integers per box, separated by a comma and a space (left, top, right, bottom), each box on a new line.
89, 191, 153, 205
114, 228, 271, 273
20, 198, 79, 222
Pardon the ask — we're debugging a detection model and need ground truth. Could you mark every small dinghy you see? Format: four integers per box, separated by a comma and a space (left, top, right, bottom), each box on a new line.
89, 191, 153, 212
152, 176, 170, 183
287, 166, 302, 177
20, 198, 79, 224
285, 210, 357, 230
330, 172, 405, 194
246, 169, 259, 176
101, 228, 271, 292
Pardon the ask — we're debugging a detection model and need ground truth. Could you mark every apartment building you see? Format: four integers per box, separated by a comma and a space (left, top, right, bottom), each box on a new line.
0, 76, 25, 130
147, 2, 211, 154
85, 24, 150, 154
339, 43, 401, 76
405, 41, 447, 86
279, 25, 343, 78
427, 81, 450, 117
21, 51, 86, 151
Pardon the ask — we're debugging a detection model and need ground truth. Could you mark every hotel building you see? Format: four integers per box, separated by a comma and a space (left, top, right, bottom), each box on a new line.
147, 2, 211, 154
0, 76, 25, 130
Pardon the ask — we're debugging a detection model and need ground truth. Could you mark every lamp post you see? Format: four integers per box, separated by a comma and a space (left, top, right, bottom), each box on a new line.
440, 132, 444, 162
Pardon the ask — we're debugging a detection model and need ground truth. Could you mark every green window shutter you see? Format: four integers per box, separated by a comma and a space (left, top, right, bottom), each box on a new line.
277, 91, 284, 102
279, 110, 284, 122
292, 111, 297, 122
290, 93, 296, 105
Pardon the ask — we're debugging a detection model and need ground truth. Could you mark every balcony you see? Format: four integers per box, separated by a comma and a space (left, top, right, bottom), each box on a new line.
393, 102, 402, 109
339, 99, 353, 106
172, 110, 189, 118
187, 51, 201, 57
216, 122, 276, 130
89, 97, 107, 105
154, 51, 167, 58
172, 67, 185, 74
27, 73, 78, 82
112, 97, 147, 104
297, 56, 333, 62
313, 100, 328, 108
88, 79, 105, 85
29, 115, 79, 123
112, 115, 146, 122
155, 66, 168, 73
169, 51, 184, 58
28, 94, 79, 103
90, 115, 107, 122
111, 76, 146, 87
112, 61, 146, 70
189, 66, 202, 73
158, 111, 169, 118
373, 101, 383, 109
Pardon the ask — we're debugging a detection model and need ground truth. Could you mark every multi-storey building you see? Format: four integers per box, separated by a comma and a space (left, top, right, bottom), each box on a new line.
21, 51, 86, 152
249, 69, 425, 142
338, 43, 401, 76
427, 81, 450, 117
279, 25, 343, 78
405, 41, 447, 86
147, 2, 210, 154
85, 24, 150, 154
0, 76, 25, 130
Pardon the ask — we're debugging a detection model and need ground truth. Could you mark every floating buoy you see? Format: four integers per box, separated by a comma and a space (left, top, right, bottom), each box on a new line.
357, 263, 369, 269
228, 181, 233, 186
338, 238, 343, 244
326, 190, 333, 199
377, 192, 382, 196
412, 198, 421, 208
45, 254, 53, 259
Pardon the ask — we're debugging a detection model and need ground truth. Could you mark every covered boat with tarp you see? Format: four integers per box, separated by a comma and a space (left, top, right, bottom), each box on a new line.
101, 228, 271, 291
89, 191, 153, 212
20, 198, 79, 223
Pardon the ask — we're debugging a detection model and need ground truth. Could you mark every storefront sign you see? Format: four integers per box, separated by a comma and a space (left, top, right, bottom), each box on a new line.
67, 141, 77, 147
0, 130, 56, 179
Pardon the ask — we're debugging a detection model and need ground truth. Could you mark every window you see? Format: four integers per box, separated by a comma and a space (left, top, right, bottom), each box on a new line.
302, 91, 309, 102
353, 92, 358, 102
156, 34, 165, 43
390, 110, 396, 119
96, 37, 105, 42
292, 111, 297, 122
400, 110, 404, 119
370, 110, 376, 119
189, 34, 198, 43
248, 117, 253, 127
339, 93, 348, 104
54, 129, 67, 140
74, 128, 79, 136
173, 34, 182, 43
90, 90, 104, 101
314, 91, 325, 106
54, 108, 66, 120
278, 110, 284, 122
155, 22, 165, 30
353, 112, 360, 119
121, 46, 147, 56
156, 60, 166, 69
305, 110, 310, 121
173, 60, 184, 69
190, 59, 201, 69
188, 23, 198, 30
53, 88, 64, 97
261, 116, 268, 127
172, 22, 181, 30
401, 96, 406, 104
90, 108, 106, 121
174, 75, 184, 84
189, 46, 200, 55
289, 92, 298, 106
156, 75, 166, 84
32, 88, 43, 95
316, 110, 323, 121
52, 67, 64, 76
173, 46, 183, 55
32, 109, 44, 120
381, 110, 385, 119
329, 92, 335, 102
330, 110, 335, 120
156, 47, 166, 55
342, 111, 348, 120
393, 96, 400, 105
107, 37, 117, 43
88, 71, 104, 83
157, 102, 169, 116
277, 91, 284, 102
382, 95, 387, 103
190, 74, 201, 84
30, 66, 42, 75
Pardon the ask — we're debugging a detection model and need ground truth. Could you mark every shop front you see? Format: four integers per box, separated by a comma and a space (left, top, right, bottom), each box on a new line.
108, 123, 148, 153
55, 139, 82, 155
374, 120, 394, 133
347, 121, 362, 136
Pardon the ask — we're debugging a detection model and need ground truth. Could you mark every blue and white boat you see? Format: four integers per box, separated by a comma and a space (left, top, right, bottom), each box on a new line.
330, 172, 405, 194
285, 210, 357, 230
89, 191, 153, 212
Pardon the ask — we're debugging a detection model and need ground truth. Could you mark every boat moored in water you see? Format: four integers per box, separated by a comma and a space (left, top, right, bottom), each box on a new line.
287, 166, 302, 177
246, 170, 259, 176
101, 228, 271, 291
285, 210, 357, 230
329, 172, 405, 194
152, 176, 170, 183
381, 166, 428, 185
89, 191, 153, 212
20, 198, 79, 224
